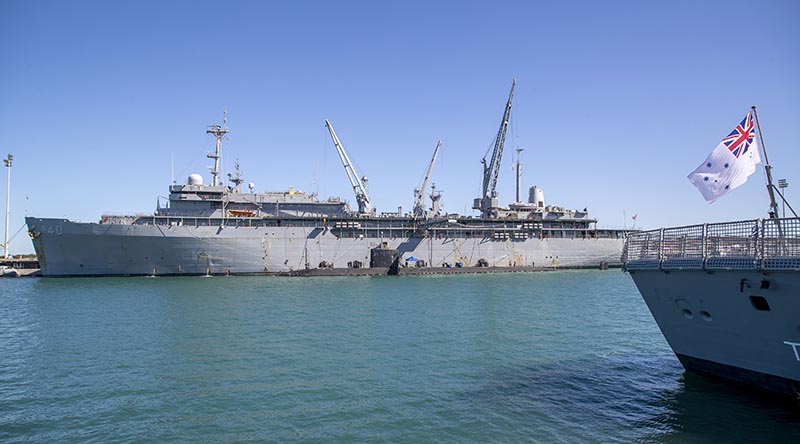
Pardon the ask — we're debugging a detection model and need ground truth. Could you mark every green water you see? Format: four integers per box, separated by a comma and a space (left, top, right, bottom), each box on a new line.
1, 271, 798, 443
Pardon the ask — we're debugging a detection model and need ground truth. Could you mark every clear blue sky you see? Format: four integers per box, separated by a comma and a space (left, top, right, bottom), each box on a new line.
2, 0, 799, 254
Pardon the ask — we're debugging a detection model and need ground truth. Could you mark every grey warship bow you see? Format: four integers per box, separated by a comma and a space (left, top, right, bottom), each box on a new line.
26, 81, 627, 276
623, 218, 800, 396
622, 106, 800, 397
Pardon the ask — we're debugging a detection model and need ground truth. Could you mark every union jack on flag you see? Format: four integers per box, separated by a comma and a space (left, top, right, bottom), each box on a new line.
687, 109, 762, 203
721, 111, 755, 158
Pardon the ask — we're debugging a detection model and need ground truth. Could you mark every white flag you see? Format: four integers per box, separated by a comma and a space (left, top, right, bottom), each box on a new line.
688, 111, 761, 203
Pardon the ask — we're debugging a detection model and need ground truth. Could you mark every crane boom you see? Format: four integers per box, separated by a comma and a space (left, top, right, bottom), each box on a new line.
483, 79, 515, 198
413, 140, 442, 218
324, 119, 372, 214
473, 79, 516, 217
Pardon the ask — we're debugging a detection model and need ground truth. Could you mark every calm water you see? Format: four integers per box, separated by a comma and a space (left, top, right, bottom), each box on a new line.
1, 271, 798, 443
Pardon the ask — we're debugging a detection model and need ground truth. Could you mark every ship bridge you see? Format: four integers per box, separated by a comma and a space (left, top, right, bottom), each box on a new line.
161, 183, 348, 219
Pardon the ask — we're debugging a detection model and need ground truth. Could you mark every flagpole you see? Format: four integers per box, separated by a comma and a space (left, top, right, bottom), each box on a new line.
750, 105, 780, 219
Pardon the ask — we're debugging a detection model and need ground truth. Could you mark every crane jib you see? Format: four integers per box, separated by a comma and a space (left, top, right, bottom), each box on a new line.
324, 119, 372, 214
484, 79, 516, 198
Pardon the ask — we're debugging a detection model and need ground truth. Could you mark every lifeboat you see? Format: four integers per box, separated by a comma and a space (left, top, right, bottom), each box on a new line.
227, 209, 256, 218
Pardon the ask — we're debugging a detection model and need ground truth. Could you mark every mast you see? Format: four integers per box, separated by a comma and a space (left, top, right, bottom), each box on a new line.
750, 105, 780, 219
515, 147, 523, 203
324, 119, 372, 214
429, 183, 442, 218
227, 159, 244, 193
3, 153, 12, 259
414, 140, 442, 218
207, 110, 229, 187
474, 79, 516, 217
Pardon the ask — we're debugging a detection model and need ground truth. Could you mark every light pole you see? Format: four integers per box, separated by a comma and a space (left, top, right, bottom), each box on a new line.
515, 147, 523, 203
3, 153, 12, 259
778, 178, 788, 218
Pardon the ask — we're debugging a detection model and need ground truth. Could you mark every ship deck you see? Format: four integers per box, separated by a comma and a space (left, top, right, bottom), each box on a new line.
623, 217, 800, 272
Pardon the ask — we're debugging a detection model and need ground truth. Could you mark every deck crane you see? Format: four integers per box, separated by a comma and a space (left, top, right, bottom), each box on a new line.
324, 119, 373, 215
413, 140, 442, 218
473, 79, 515, 218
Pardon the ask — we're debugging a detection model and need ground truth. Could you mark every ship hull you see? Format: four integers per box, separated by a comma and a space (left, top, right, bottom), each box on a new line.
27, 217, 623, 276
628, 269, 800, 396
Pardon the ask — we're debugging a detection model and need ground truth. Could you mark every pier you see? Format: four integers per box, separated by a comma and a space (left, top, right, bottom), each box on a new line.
273, 263, 615, 277
0, 256, 40, 277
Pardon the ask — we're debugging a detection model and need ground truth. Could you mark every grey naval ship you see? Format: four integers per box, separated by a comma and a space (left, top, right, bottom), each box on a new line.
26, 81, 627, 277
623, 218, 800, 397
622, 106, 800, 397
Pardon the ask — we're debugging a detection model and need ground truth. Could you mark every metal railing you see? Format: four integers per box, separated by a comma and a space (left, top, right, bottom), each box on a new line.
622, 217, 800, 271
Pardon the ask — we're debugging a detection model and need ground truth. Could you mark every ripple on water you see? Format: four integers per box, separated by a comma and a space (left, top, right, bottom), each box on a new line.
1, 272, 799, 443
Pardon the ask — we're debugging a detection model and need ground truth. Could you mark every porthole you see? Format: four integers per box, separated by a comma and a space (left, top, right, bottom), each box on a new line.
750, 295, 771, 311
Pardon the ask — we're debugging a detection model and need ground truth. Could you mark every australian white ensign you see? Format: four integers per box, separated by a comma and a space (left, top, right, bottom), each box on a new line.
687, 110, 761, 203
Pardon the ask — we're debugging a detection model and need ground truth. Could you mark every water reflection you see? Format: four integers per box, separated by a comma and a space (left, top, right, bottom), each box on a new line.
463, 353, 800, 443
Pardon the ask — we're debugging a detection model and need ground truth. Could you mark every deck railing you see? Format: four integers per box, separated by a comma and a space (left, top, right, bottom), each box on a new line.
622, 217, 800, 271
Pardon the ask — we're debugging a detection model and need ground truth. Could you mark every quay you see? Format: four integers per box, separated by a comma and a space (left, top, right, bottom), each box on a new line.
2, 260, 615, 278
0, 256, 40, 277
273, 262, 614, 277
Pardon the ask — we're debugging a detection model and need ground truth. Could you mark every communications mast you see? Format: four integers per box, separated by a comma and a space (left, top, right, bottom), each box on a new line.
207, 111, 229, 187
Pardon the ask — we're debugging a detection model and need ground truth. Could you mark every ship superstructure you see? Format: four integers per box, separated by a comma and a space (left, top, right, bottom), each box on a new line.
26, 82, 627, 276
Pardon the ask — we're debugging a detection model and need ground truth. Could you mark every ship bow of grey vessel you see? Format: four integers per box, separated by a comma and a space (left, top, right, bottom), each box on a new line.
622, 217, 800, 396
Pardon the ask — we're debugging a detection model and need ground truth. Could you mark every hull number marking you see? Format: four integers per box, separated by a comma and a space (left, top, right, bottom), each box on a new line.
785, 341, 800, 362
41, 225, 63, 235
